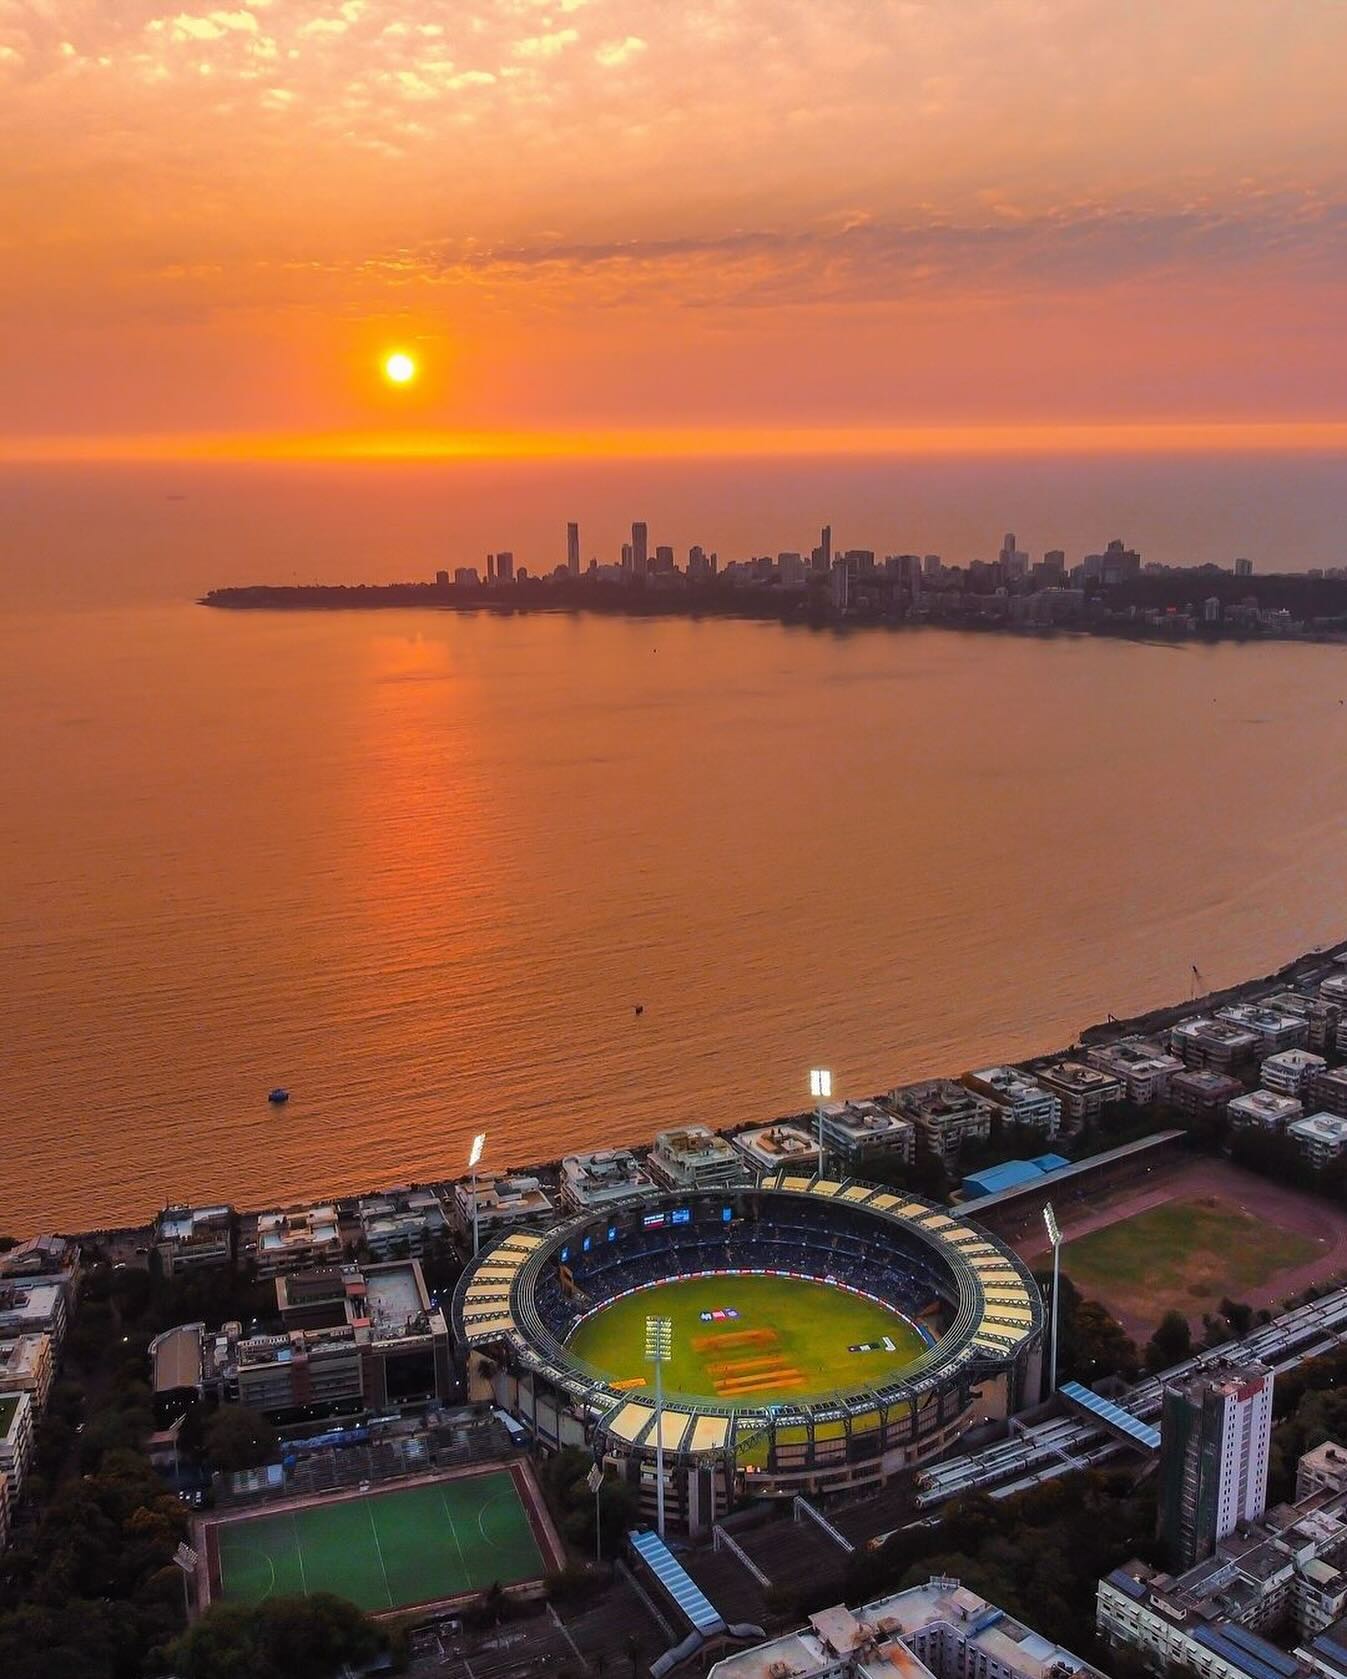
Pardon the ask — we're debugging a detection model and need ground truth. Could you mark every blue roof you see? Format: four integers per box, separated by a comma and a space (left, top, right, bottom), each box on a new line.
1060, 1380, 1161, 1450
1106, 1570, 1148, 1602
1192, 1625, 1300, 1679
1032, 1154, 1071, 1172
961, 1160, 1047, 1198
629, 1530, 724, 1635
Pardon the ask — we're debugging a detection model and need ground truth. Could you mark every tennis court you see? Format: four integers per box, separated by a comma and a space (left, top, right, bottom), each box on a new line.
210, 1468, 549, 1613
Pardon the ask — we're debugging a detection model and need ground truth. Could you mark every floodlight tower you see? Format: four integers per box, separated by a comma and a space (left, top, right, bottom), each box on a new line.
468, 1131, 487, 1256
645, 1315, 673, 1537
809, 1068, 833, 1177
1043, 1200, 1062, 1395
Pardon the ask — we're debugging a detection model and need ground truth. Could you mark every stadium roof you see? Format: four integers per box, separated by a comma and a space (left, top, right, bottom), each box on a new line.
452, 1177, 1043, 1450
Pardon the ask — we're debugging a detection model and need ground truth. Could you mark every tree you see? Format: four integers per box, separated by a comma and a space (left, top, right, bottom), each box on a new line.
170, 1593, 381, 1679
204, 1405, 278, 1472
1146, 1310, 1192, 1373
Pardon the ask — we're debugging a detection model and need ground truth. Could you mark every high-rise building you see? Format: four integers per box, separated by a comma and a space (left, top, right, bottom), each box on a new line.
1235, 557, 1254, 578
495, 551, 515, 584
631, 521, 648, 577
1158, 1361, 1274, 1570
653, 544, 675, 574
821, 524, 832, 568
566, 522, 580, 575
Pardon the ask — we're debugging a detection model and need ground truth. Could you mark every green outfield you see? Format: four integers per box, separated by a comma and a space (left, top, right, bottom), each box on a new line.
566, 1273, 930, 1402
211, 1470, 546, 1614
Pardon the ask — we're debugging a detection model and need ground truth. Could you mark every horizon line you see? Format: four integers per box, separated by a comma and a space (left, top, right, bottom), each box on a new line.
4, 419, 1347, 465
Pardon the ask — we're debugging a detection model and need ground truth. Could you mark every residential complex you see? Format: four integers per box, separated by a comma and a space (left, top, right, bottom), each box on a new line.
0, 1333, 54, 1411
0, 1390, 34, 1507
815, 1100, 917, 1169
559, 1148, 656, 1210
1086, 1039, 1186, 1104
888, 1081, 993, 1163
153, 1203, 235, 1276
710, 1578, 1104, 1679
731, 1123, 822, 1177
647, 1125, 750, 1190
964, 1067, 1063, 1137
448, 1172, 557, 1243
1263, 1051, 1329, 1100
1031, 1060, 1123, 1129
1288, 1114, 1347, 1169
1227, 1090, 1303, 1133
251, 1204, 343, 1276
1172, 1019, 1264, 1074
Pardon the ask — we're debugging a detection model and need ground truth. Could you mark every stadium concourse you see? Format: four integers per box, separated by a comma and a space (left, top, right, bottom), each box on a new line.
453, 1176, 1044, 1535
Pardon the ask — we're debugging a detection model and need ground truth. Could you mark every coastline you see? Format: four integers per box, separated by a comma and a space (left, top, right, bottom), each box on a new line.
54, 930, 1347, 1248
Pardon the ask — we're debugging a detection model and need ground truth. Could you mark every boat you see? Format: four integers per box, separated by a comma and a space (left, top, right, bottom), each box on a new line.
268, 1087, 290, 1104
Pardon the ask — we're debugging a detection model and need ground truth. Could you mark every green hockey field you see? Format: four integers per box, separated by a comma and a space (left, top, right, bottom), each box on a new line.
208, 1468, 549, 1614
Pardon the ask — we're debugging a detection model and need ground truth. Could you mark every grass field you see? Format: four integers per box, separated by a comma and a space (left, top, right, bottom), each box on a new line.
566, 1273, 929, 1401
1062, 1195, 1319, 1327
212, 1470, 546, 1613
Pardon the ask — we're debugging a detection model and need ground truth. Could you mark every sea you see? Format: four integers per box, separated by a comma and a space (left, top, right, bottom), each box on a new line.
3, 452, 1347, 1233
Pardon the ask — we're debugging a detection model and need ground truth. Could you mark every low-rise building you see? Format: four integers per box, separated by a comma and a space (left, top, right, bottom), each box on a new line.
963, 1067, 1062, 1137
1032, 1060, 1124, 1130
0, 1281, 68, 1346
1216, 1004, 1310, 1055
1263, 1050, 1329, 1100
1264, 993, 1339, 1056
1310, 1067, 1347, 1120
1320, 974, 1347, 1008
1086, 1039, 1186, 1104
252, 1204, 343, 1277
0, 1235, 81, 1303
153, 1204, 235, 1276
817, 1100, 917, 1169
1227, 1090, 1303, 1133
1289, 1114, 1347, 1169
888, 1081, 993, 1163
559, 1149, 655, 1211
1172, 1018, 1264, 1074
709, 1577, 1105, 1679
450, 1172, 557, 1245
1299, 1444, 1347, 1502
0, 1471, 9, 1555
0, 1333, 54, 1412
1099, 1448, 1347, 1679
1170, 1069, 1246, 1122
357, 1189, 445, 1259
0, 1390, 34, 1507
732, 1123, 822, 1178
647, 1126, 750, 1191
205, 1256, 451, 1421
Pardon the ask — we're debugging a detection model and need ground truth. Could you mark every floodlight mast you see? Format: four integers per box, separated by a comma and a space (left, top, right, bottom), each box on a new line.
1043, 1201, 1062, 1395
809, 1068, 833, 1178
469, 1132, 487, 1256
645, 1316, 673, 1537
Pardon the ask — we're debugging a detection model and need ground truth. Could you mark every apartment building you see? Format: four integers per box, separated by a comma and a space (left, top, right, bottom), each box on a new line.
648, 1126, 750, 1191
1227, 1091, 1303, 1134
1263, 1051, 1329, 1100
1086, 1039, 1186, 1104
888, 1081, 994, 1163
963, 1067, 1062, 1137
1032, 1060, 1124, 1130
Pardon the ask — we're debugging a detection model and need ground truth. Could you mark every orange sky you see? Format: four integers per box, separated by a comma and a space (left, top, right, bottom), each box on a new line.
3, 0, 1346, 457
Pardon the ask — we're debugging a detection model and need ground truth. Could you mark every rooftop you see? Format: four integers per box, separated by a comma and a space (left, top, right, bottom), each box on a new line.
1172, 1017, 1261, 1047
1034, 1060, 1121, 1092
1290, 1113, 1347, 1144
734, 1124, 820, 1161
653, 1125, 741, 1162
0, 1392, 21, 1435
364, 1261, 436, 1340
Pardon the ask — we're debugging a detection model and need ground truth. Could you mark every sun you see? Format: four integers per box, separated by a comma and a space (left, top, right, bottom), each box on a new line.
383, 351, 417, 385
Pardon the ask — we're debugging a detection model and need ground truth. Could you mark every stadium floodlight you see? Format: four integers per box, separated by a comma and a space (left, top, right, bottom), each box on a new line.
1043, 1201, 1062, 1395
809, 1068, 833, 1178
645, 1316, 673, 1536
468, 1132, 488, 1256
586, 1462, 606, 1562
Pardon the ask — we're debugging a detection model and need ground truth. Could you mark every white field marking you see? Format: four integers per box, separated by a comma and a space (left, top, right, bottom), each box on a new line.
219, 1537, 277, 1604
439, 1485, 472, 1592
291, 1512, 309, 1598
365, 1496, 395, 1610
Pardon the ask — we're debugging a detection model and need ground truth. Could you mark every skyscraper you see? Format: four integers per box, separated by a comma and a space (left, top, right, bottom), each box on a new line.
631, 521, 648, 577
1158, 1361, 1273, 1570
567, 522, 580, 575
495, 551, 515, 584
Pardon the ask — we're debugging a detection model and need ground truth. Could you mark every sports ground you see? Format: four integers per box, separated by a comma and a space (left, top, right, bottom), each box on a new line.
206, 1467, 553, 1615
1017, 1158, 1345, 1338
566, 1272, 930, 1402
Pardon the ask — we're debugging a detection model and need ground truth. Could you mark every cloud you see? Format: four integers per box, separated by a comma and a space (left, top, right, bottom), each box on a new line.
513, 27, 579, 60
594, 35, 645, 67
398, 198, 1347, 309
